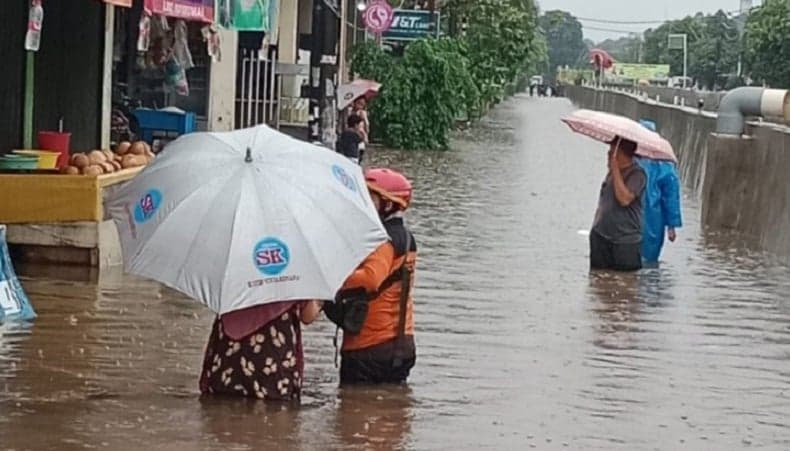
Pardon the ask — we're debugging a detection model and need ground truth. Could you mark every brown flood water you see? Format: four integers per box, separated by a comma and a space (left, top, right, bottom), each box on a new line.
2, 96, 790, 450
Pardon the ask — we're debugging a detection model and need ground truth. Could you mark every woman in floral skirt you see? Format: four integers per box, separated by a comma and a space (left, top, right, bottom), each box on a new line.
199, 300, 322, 401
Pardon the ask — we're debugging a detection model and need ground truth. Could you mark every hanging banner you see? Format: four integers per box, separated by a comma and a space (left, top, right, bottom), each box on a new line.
103, 0, 133, 7
145, 0, 215, 23
216, 0, 271, 31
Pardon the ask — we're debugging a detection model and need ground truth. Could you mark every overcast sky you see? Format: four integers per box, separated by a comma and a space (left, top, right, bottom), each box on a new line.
537, 0, 761, 42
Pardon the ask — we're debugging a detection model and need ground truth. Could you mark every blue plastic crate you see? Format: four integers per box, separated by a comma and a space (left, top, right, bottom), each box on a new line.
133, 109, 196, 144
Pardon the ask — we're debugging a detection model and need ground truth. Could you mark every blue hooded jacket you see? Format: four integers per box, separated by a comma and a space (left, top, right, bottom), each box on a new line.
635, 120, 683, 263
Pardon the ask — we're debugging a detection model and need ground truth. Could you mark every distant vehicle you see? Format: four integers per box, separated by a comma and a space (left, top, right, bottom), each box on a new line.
670, 76, 693, 88
529, 75, 546, 97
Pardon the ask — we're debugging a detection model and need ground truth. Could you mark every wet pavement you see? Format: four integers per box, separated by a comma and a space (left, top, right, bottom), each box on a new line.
2, 96, 790, 450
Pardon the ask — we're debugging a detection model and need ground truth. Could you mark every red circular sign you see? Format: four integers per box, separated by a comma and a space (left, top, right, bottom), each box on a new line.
363, 1, 394, 34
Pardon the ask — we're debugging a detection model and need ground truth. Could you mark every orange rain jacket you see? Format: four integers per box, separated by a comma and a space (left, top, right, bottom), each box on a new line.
340, 217, 417, 352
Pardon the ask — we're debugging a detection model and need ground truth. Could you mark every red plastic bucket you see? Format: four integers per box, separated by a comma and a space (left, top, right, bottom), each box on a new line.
37, 131, 71, 168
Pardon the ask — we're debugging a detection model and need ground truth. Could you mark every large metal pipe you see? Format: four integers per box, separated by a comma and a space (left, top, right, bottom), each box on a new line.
716, 87, 790, 135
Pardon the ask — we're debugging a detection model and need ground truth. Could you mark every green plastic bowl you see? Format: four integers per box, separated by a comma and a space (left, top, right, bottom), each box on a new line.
0, 154, 40, 171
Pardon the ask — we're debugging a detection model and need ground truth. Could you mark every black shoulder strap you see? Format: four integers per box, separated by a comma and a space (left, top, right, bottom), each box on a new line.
395, 232, 413, 340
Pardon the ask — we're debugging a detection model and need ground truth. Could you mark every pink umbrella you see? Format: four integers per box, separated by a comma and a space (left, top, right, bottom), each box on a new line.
337, 79, 382, 110
589, 48, 614, 71
561, 109, 677, 162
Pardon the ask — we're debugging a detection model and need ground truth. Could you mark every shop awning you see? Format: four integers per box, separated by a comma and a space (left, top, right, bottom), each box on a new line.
144, 0, 215, 23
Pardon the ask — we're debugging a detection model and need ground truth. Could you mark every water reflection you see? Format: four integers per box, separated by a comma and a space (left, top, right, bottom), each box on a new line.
1, 96, 789, 450
333, 386, 415, 450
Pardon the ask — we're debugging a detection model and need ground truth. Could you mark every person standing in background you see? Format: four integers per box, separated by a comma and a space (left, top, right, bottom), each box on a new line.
351, 97, 370, 162
336, 115, 366, 164
636, 119, 683, 265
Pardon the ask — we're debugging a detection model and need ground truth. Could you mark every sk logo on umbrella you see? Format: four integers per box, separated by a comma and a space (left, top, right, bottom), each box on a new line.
134, 189, 163, 223
253, 238, 290, 276
333, 165, 358, 192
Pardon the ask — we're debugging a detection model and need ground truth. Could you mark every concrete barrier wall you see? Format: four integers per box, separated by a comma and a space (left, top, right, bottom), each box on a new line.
599, 84, 725, 112
565, 85, 790, 259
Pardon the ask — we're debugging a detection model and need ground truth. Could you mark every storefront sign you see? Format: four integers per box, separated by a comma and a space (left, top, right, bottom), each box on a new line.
103, 0, 133, 7
216, 0, 271, 31
144, 0, 214, 23
610, 64, 670, 81
363, 1, 394, 34
383, 9, 439, 41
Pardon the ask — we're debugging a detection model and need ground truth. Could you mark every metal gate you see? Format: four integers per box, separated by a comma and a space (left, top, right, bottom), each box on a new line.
236, 47, 279, 129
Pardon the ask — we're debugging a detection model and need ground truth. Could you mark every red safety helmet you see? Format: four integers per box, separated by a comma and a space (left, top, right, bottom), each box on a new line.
365, 168, 413, 209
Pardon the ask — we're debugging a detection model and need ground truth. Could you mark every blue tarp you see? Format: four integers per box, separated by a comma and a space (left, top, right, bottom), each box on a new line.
0, 225, 36, 322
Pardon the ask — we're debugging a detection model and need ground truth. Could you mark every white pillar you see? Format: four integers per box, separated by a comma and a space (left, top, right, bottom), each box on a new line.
208, 29, 238, 132
100, 5, 115, 149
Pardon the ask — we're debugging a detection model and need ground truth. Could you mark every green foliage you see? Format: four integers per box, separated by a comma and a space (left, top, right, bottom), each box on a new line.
461, 0, 542, 105
349, 41, 393, 83
348, 0, 546, 151
744, 0, 790, 88
642, 11, 740, 88
538, 10, 587, 78
693, 11, 740, 89
350, 39, 480, 150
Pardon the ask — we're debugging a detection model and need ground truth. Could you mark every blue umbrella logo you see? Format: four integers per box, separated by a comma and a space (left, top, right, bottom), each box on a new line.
133, 189, 163, 224
332, 164, 359, 192
253, 237, 290, 276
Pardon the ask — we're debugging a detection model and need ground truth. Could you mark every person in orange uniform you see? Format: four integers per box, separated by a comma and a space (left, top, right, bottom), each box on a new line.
334, 168, 417, 385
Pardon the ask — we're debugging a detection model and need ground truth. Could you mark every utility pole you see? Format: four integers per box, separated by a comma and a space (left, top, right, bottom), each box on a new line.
683, 34, 688, 89
308, 0, 340, 146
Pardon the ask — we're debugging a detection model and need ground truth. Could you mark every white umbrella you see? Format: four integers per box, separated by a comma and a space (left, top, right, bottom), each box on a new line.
337, 79, 381, 110
106, 125, 388, 314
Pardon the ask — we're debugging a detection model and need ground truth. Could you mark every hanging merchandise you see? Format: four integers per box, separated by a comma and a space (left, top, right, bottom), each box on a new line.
173, 20, 195, 70
144, 0, 215, 23
138, 13, 151, 52
202, 25, 222, 63
156, 14, 171, 32
216, 0, 270, 31
24, 0, 44, 52
165, 53, 190, 96
147, 15, 173, 68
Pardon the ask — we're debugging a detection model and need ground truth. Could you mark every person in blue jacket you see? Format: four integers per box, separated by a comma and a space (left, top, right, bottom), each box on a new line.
636, 119, 683, 265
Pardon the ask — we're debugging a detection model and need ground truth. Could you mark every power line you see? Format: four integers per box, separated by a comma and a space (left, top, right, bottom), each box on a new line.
582, 25, 644, 35
576, 9, 744, 26
577, 17, 664, 25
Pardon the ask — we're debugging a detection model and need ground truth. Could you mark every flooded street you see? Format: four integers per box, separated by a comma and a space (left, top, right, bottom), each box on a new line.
2, 96, 790, 450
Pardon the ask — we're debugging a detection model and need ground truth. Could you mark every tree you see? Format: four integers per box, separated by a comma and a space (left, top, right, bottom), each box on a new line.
693, 10, 740, 89
643, 14, 717, 82
597, 35, 643, 63
744, 0, 790, 87
539, 10, 587, 77
459, 0, 543, 103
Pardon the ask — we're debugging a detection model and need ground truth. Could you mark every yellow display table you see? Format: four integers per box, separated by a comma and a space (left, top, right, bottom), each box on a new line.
0, 167, 143, 223
0, 167, 143, 268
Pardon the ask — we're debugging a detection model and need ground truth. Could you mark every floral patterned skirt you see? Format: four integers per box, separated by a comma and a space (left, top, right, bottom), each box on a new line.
199, 308, 304, 401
